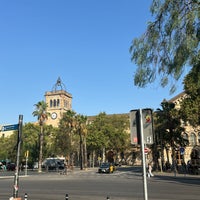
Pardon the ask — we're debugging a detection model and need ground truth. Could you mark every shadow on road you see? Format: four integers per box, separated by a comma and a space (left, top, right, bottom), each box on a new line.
116, 165, 200, 186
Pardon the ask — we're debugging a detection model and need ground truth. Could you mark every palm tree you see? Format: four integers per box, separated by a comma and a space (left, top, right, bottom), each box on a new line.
32, 101, 49, 172
58, 110, 77, 166
75, 114, 87, 170
57, 111, 87, 170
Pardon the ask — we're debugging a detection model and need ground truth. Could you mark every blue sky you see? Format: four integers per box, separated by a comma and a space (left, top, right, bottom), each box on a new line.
0, 0, 184, 125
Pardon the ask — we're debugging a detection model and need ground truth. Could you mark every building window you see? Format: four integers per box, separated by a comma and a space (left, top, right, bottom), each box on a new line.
57, 99, 60, 107
50, 100, 53, 107
53, 99, 56, 107
189, 133, 196, 146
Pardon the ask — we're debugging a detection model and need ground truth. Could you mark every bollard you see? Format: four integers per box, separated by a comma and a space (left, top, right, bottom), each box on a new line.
24, 193, 28, 200
106, 196, 110, 200
65, 194, 69, 200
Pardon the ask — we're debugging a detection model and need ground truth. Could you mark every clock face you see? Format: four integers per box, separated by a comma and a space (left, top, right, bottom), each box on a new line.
51, 112, 57, 120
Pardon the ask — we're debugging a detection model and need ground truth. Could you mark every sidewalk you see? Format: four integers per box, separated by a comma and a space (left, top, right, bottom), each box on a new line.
153, 170, 200, 180
1, 167, 199, 179
0, 167, 98, 179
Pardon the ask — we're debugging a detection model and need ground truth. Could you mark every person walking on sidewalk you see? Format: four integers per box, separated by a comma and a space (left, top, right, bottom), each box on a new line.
147, 162, 154, 178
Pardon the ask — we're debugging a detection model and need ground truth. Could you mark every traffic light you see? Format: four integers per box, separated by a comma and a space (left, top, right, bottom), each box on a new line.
25, 150, 29, 158
130, 109, 140, 145
142, 109, 154, 144
130, 108, 154, 145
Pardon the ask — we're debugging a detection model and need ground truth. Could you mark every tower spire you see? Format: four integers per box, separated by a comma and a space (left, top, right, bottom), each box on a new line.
52, 77, 66, 92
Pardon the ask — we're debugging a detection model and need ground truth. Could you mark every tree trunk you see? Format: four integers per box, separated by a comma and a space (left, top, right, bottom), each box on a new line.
102, 147, 105, 163
79, 131, 83, 170
171, 138, 177, 176
38, 125, 43, 173
83, 136, 87, 169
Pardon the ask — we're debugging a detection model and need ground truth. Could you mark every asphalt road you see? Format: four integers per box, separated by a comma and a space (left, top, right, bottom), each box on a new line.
0, 166, 200, 200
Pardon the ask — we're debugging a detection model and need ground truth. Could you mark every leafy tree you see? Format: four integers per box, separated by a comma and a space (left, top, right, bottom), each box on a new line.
21, 123, 40, 165
43, 125, 58, 158
0, 131, 18, 162
74, 114, 87, 170
105, 114, 129, 154
87, 112, 130, 164
130, 0, 200, 92
56, 110, 77, 165
87, 113, 110, 159
155, 101, 187, 170
32, 101, 49, 172
56, 110, 87, 169
180, 63, 200, 127
0, 123, 57, 168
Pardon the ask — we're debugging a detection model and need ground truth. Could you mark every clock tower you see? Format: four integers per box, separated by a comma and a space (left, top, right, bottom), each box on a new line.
45, 77, 72, 127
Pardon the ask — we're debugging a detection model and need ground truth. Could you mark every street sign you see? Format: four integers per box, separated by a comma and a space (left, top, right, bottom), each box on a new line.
1, 124, 19, 132
180, 147, 185, 155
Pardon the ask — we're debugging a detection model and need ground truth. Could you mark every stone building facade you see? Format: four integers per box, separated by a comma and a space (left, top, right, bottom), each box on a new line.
45, 77, 72, 127
167, 92, 200, 164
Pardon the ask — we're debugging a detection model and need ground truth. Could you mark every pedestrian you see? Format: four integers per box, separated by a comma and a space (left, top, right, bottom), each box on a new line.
60, 162, 68, 175
64, 163, 68, 175
147, 162, 154, 178
109, 164, 113, 173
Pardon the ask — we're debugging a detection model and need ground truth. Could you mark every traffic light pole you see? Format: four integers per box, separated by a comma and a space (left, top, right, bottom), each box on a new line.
139, 109, 148, 200
13, 115, 23, 199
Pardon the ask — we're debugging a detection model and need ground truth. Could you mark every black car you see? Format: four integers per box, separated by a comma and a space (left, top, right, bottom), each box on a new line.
98, 162, 113, 173
6, 163, 16, 171
42, 158, 65, 170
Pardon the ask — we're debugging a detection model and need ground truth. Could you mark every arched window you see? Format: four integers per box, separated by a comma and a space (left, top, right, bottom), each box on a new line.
53, 99, 56, 107
57, 99, 60, 107
189, 133, 196, 146
50, 100, 53, 107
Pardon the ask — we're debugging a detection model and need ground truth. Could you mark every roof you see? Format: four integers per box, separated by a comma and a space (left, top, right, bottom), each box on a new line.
167, 91, 185, 103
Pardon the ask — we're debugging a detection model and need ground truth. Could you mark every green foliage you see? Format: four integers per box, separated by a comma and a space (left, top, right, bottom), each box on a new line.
183, 62, 200, 97
155, 101, 187, 148
0, 123, 58, 165
42, 125, 58, 158
87, 112, 130, 153
55, 110, 77, 156
32, 101, 50, 125
0, 132, 18, 161
55, 110, 87, 160
130, 0, 200, 92
32, 100, 50, 172
21, 123, 40, 163
180, 62, 200, 126
87, 113, 110, 151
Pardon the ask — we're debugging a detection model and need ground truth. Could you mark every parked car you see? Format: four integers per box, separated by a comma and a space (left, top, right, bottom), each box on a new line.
42, 158, 64, 170
6, 163, 16, 171
98, 162, 114, 173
